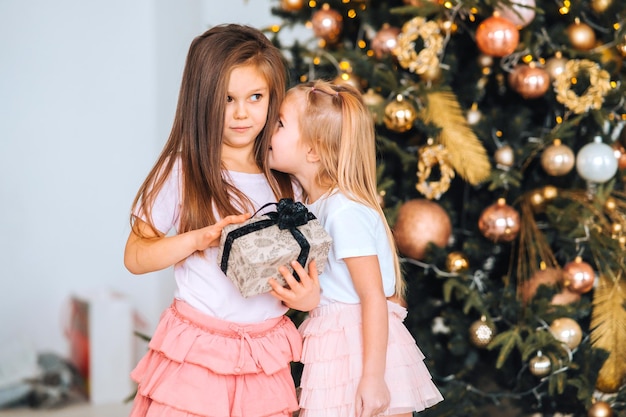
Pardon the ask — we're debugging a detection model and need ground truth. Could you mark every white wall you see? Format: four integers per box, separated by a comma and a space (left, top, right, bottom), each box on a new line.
0, 0, 302, 359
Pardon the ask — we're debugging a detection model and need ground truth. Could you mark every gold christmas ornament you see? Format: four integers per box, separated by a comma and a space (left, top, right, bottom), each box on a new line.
416, 142, 455, 199
393, 16, 444, 75
383, 95, 417, 133
529, 351, 552, 377
545, 52, 568, 80
446, 251, 470, 273
591, 0, 613, 13
541, 139, 575, 176
588, 401, 614, 417
469, 316, 496, 348
567, 20, 596, 51
554, 59, 612, 114
393, 199, 452, 260
550, 317, 583, 350
311, 4, 343, 44
542, 185, 559, 201
494, 145, 515, 167
475, 16, 520, 57
371, 24, 401, 59
280, 0, 304, 12
478, 198, 521, 242
562, 257, 595, 294
508, 64, 550, 99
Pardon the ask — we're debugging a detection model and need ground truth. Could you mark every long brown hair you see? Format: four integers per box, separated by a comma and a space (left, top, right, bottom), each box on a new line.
130, 24, 293, 235
289, 80, 405, 297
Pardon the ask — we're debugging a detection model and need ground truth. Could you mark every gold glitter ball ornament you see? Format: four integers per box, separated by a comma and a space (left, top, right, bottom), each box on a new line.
383, 95, 418, 133
469, 317, 496, 348
446, 251, 470, 273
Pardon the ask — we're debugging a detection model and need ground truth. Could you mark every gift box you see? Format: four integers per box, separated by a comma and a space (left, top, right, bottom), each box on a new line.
218, 198, 332, 298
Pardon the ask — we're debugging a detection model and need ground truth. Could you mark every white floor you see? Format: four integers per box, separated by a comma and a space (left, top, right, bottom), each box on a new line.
0, 402, 132, 417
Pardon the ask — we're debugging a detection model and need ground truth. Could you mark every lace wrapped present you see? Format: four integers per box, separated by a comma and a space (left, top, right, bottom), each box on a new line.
217, 198, 332, 298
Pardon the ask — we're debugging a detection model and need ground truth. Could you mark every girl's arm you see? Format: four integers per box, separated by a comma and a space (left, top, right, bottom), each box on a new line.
124, 214, 250, 274
346, 255, 390, 417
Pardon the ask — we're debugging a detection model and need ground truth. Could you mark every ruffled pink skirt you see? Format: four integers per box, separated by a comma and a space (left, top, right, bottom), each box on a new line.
129, 299, 302, 417
298, 301, 443, 417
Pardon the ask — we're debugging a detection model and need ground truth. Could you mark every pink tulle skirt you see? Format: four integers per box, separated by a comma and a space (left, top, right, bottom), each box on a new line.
129, 299, 302, 417
298, 301, 443, 417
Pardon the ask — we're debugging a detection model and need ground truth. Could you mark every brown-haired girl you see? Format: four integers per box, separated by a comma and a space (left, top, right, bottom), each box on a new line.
124, 24, 319, 417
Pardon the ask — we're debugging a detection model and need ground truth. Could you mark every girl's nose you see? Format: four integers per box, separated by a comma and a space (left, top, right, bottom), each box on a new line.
234, 103, 248, 119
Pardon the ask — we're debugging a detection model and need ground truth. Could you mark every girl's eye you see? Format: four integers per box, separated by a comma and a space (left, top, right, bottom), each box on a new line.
251, 93, 262, 102
277, 119, 284, 128
226, 96, 234, 102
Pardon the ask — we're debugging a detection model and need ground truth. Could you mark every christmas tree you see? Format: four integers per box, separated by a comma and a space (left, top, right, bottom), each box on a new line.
266, 0, 626, 416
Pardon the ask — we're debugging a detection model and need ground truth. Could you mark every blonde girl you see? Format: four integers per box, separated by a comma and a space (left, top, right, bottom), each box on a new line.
269, 80, 443, 417
125, 24, 319, 417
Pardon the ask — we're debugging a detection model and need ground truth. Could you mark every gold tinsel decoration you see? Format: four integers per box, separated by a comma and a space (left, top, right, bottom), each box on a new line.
416, 141, 455, 199
421, 91, 491, 185
553, 59, 612, 114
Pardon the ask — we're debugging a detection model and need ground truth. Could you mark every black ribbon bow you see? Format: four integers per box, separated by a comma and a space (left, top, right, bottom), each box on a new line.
220, 198, 316, 282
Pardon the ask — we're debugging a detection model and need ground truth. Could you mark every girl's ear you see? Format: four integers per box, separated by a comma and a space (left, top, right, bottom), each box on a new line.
306, 146, 320, 163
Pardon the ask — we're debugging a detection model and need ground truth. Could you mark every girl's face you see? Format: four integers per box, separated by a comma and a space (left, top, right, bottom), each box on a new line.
222, 64, 270, 152
269, 93, 309, 176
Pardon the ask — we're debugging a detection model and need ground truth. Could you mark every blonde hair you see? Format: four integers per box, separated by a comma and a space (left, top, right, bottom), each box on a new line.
289, 80, 405, 298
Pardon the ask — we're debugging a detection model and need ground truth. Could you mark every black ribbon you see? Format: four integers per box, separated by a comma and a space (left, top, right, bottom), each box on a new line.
220, 198, 316, 282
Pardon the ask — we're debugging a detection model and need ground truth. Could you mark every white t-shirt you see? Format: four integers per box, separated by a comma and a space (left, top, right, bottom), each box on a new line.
143, 159, 288, 323
306, 190, 396, 305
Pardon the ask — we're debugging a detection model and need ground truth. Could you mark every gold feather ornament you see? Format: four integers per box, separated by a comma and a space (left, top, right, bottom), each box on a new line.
590, 271, 626, 393
421, 91, 491, 185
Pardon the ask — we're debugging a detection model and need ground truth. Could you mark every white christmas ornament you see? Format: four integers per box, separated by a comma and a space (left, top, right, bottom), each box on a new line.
575, 136, 618, 183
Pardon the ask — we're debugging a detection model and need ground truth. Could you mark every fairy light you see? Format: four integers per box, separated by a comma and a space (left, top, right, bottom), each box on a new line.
339, 60, 352, 71
357, 39, 367, 49
443, 1, 453, 8
313, 56, 321, 65
610, 81, 617, 88
309, 0, 317, 7
347, 9, 357, 18
496, 130, 503, 137
523, 55, 533, 63
270, 25, 280, 33
614, 23, 621, 30
366, 50, 374, 57
556, 116, 563, 124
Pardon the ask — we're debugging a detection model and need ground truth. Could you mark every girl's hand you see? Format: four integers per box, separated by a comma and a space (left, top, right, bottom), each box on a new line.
355, 375, 390, 417
268, 259, 320, 311
194, 213, 251, 251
